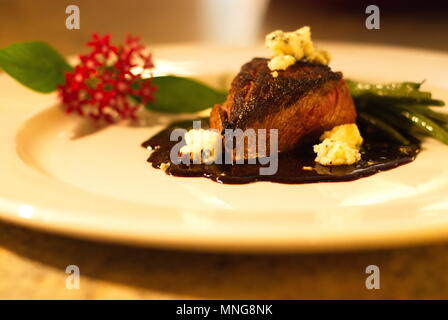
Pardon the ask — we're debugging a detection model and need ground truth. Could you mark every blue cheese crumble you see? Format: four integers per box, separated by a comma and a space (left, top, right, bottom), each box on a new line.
265, 26, 331, 72
179, 129, 221, 164
313, 124, 363, 166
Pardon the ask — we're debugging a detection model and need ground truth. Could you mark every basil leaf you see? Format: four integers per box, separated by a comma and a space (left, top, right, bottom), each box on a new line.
0, 42, 72, 93
147, 76, 227, 113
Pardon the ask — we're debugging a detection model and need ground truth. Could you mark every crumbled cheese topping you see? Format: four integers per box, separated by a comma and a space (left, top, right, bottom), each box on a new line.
313, 124, 363, 166
160, 162, 170, 172
268, 54, 296, 71
179, 129, 222, 163
265, 26, 331, 72
314, 139, 361, 166
320, 123, 364, 147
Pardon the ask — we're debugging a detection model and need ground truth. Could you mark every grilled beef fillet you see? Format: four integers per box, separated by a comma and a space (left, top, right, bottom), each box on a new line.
210, 58, 357, 153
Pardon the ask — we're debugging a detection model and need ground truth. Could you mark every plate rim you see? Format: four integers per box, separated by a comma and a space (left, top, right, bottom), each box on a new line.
1, 42, 448, 252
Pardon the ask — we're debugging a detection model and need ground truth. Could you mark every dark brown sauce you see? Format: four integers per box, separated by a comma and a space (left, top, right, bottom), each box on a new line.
141, 118, 420, 184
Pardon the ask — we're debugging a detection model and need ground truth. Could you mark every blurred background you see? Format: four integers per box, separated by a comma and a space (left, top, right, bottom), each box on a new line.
1, 0, 448, 55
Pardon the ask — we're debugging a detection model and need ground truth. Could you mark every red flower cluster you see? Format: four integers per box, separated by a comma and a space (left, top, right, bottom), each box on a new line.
58, 34, 156, 122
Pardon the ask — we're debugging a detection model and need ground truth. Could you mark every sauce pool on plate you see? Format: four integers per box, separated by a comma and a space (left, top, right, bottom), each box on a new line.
142, 119, 420, 185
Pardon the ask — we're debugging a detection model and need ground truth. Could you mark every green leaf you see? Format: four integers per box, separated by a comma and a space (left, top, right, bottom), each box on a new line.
146, 76, 227, 113
0, 41, 72, 93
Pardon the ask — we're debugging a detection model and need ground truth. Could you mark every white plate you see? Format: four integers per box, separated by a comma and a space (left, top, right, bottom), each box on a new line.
1, 43, 448, 252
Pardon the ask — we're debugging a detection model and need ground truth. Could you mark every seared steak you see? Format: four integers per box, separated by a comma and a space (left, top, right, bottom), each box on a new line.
210, 58, 356, 153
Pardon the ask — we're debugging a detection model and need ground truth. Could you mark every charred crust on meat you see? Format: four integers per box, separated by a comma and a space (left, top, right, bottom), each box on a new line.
209, 57, 356, 153
226, 58, 342, 128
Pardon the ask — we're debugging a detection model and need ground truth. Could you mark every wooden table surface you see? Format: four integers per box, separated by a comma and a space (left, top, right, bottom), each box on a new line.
1, 220, 448, 299
1, 0, 448, 300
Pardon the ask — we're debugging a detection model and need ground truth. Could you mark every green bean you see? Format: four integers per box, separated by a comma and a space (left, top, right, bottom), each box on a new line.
358, 112, 411, 145
358, 102, 415, 131
347, 79, 445, 107
411, 106, 448, 123
393, 106, 448, 145
347, 80, 422, 97
349, 79, 448, 144
356, 97, 444, 107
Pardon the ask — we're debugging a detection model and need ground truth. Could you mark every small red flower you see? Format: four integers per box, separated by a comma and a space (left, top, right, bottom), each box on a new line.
58, 33, 156, 122
86, 34, 117, 59
138, 80, 157, 104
